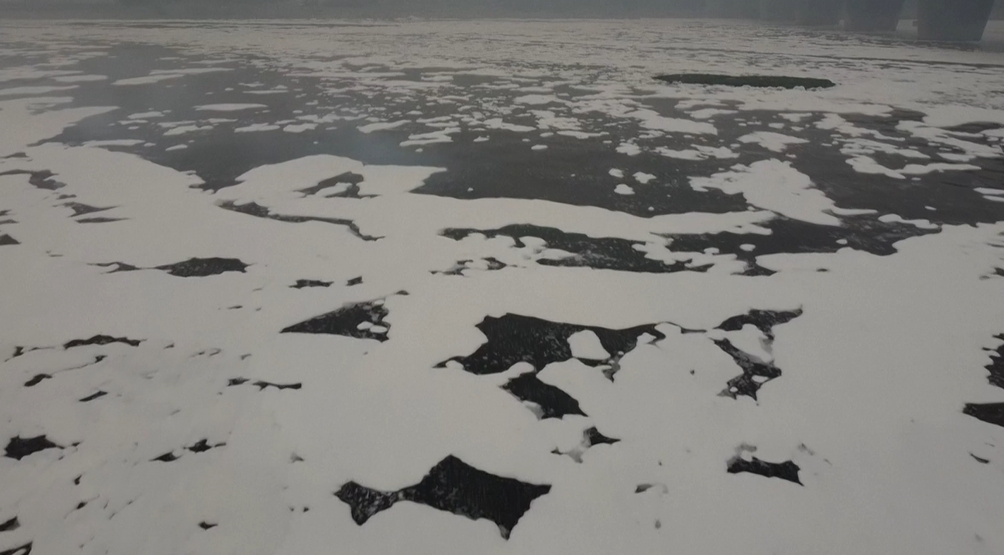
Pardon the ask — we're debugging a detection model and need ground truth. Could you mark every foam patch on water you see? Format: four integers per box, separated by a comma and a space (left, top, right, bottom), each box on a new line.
691, 160, 841, 226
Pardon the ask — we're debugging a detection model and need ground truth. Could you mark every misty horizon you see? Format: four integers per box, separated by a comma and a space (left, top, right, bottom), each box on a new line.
3, 0, 1004, 24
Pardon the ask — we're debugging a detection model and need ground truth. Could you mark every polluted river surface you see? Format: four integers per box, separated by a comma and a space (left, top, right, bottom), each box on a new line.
1, 18, 1004, 555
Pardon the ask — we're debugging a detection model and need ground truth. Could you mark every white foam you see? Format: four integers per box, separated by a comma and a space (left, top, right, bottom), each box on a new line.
235, 123, 280, 133
515, 95, 563, 106
567, 331, 610, 360
627, 108, 716, 135
0, 86, 77, 96
283, 123, 317, 133
692, 160, 841, 226
633, 172, 655, 184
737, 132, 808, 153
195, 104, 267, 112
358, 120, 409, 133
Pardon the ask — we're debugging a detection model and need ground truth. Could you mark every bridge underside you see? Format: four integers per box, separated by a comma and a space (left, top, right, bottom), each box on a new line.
706, 0, 997, 42
796, 0, 845, 25
917, 0, 996, 41
844, 0, 907, 31
707, 0, 761, 18
760, 0, 800, 21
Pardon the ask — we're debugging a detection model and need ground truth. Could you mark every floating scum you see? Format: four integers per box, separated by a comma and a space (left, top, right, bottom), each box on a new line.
0, 18, 1003, 555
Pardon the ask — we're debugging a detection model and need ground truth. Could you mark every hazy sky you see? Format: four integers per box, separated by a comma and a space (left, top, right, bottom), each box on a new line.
4, 0, 1002, 20
1, 0, 709, 14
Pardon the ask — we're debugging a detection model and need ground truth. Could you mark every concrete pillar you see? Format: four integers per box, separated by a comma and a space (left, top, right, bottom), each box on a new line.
760, 0, 801, 20
796, 0, 845, 25
917, 0, 995, 41
707, 0, 761, 18
845, 0, 906, 31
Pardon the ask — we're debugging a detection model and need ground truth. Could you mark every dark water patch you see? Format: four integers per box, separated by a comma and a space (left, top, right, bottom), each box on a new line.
30, 355, 110, 385
433, 257, 507, 276
92, 261, 140, 273
947, 122, 1004, 134
64, 335, 142, 349
62, 202, 114, 217
664, 214, 939, 269
484, 257, 506, 269
152, 451, 179, 462
717, 309, 803, 340
584, 427, 619, 447
0, 235, 19, 246
198, 521, 217, 530
554, 427, 621, 463
412, 126, 749, 218
282, 299, 390, 342
76, 217, 127, 224
156, 257, 248, 277
335, 455, 550, 539
0, 517, 19, 532
635, 483, 667, 494
437, 314, 664, 376
741, 264, 777, 277
226, 376, 300, 390
0, 543, 31, 555
47, 47, 439, 192
78, 390, 107, 403
187, 439, 225, 452
963, 403, 1004, 428
655, 74, 835, 89
502, 372, 586, 419
728, 455, 802, 485
298, 171, 368, 198
442, 225, 704, 274
24, 374, 50, 387
436, 260, 471, 276
985, 335, 1003, 390
291, 279, 332, 289
714, 339, 783, 401
253, 381, 302, 391
5, 435, 61, 460
789, 111, 1004, 227
218, 201, 379, 241
0, 169, 65, 190
0, 220, 19, 226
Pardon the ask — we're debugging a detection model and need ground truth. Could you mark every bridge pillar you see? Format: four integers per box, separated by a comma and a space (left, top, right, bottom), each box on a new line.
845, 0, 906, 31
917, 0, 995, 41
796, 0, 845, 25
761, 0, 801, 20
707, 0, 761, 18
